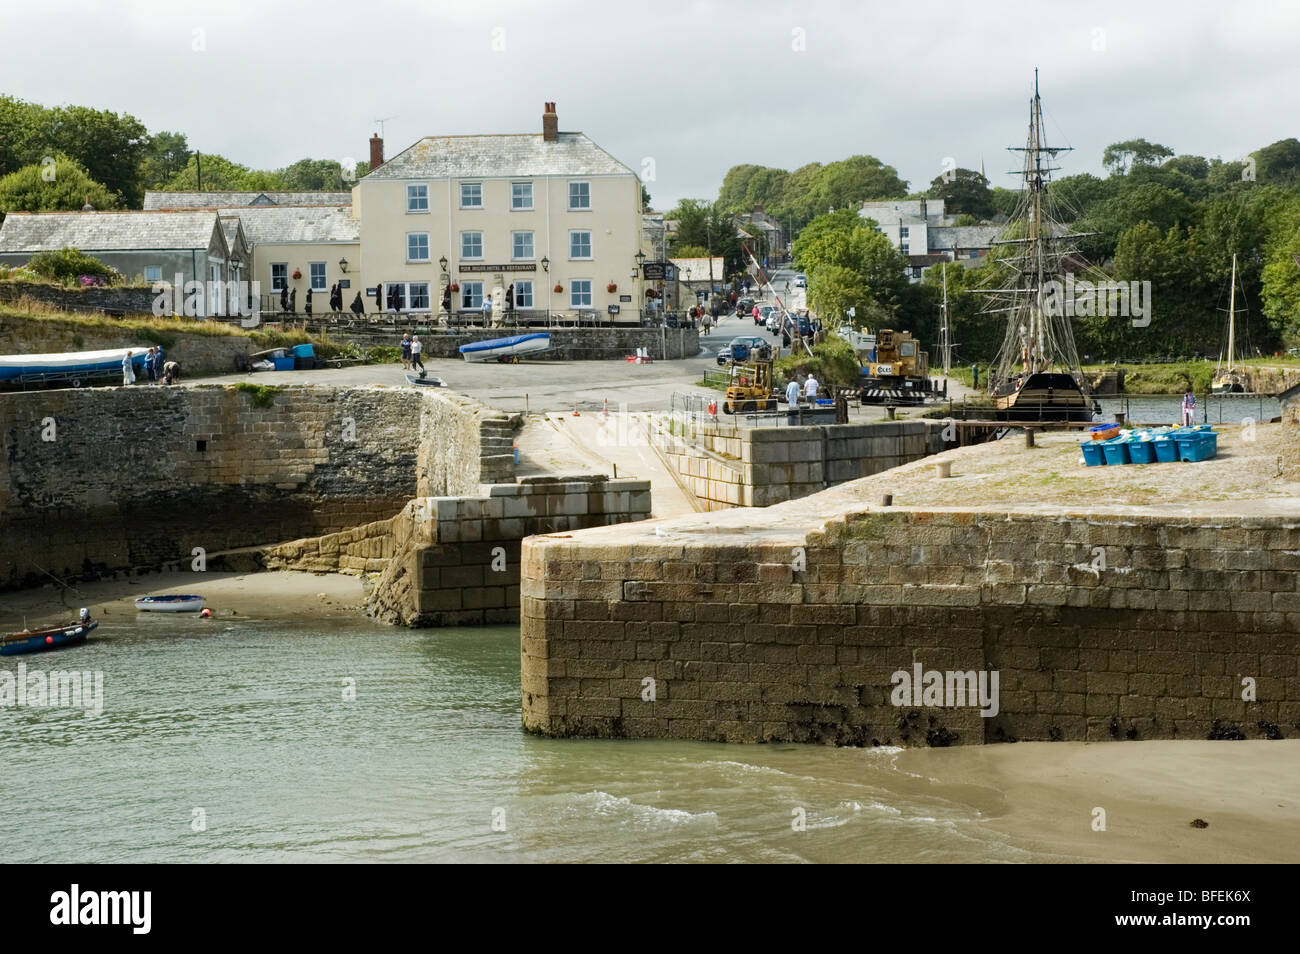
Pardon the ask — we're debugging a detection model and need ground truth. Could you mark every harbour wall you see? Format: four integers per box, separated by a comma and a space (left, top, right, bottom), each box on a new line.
520, 486, 1300, 745
649, 418, 944, 509
0, 384, 513, 589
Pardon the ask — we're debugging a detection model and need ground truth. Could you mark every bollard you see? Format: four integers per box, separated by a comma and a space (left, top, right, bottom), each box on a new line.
886, 405, 896, 420
1115, 411, 1126, 425
936, 460, 952, 478
603, 397, 609, 416
1025, 427, 1036, 447
880, 493, 893, 507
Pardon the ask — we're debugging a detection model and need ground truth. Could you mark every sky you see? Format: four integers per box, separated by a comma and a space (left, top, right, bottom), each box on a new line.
3, 0, 1299, 208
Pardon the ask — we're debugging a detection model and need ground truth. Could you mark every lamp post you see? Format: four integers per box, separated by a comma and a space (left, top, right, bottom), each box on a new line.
438, 256, 449, 320
541, 256, 550, 323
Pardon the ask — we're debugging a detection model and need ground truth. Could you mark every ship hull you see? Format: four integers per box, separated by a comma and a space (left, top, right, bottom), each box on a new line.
992, 372, 1095, 422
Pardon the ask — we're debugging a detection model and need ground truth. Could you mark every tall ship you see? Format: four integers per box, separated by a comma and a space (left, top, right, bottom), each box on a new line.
976, 72, 1099, 422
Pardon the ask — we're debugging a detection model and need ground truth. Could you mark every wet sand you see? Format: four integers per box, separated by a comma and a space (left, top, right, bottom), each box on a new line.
899, 740, 1300, 863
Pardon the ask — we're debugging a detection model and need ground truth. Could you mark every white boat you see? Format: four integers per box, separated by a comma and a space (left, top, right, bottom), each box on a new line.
134, 594, 205, 613
0, 346, 153, 383
457, 333, 550, 363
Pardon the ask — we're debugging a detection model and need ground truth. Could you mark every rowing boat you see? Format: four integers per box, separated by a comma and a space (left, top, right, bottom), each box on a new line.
1, 619, 98, 656
134, 594, 205, 613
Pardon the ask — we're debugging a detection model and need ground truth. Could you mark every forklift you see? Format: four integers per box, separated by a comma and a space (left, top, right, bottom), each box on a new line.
722, 349, 778, 414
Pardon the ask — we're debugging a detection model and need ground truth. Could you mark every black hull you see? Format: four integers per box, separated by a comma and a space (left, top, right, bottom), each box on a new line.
992, 373, 1095, 422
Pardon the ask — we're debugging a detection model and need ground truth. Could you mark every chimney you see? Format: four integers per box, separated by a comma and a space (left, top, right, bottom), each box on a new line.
369, 134, 384, 171
919, 198, 927, 220
542, 102, 558, 142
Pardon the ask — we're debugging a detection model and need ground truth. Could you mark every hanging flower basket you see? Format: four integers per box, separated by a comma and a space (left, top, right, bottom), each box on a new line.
291, 268, 302, 280
645, 288, 658, 299
606, 282, 618, 293
553, 283, 564, 294
449, 282, 460, 292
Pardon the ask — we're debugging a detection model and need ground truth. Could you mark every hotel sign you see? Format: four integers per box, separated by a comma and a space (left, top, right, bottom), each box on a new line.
459, 263, 537, 273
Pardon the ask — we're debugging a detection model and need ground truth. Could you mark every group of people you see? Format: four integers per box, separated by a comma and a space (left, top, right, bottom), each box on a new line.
122, 346, 179, 386
784, 372, 820, 407
399, 333, 425, 374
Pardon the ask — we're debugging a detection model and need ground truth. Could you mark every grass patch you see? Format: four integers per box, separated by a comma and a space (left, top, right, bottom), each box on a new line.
697, 376, 728, 392
233, 382, 282, 408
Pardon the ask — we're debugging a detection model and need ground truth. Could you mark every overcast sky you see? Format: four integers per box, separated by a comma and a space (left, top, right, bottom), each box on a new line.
3, 0, 1299, 207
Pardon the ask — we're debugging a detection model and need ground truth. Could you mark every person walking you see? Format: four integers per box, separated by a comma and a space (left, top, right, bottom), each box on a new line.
481, 295, 493, 326
400, 332, 412, 371
804, 372, 819, 403
1180, 391, 1196, 426
785, 376, 801, 408
410, 335, 425, 375
145, 346, 159, 384
122, 350, 136, 386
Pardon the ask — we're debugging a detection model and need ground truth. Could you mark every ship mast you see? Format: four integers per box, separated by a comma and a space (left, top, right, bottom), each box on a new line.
1226, 253, 1237, 374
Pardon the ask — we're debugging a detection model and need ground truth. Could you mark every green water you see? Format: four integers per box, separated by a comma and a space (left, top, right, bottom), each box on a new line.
1, 617, 1054, 863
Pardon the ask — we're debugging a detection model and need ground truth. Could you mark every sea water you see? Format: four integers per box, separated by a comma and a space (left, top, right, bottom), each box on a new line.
0, 616, 1068, 863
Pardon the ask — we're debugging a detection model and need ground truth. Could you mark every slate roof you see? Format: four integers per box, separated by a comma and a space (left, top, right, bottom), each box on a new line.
0, 211, 220, 252
364, 132, 634, 180
145, 191, 353, 209
928, 225, 1005, 250
214, 206, 358, 245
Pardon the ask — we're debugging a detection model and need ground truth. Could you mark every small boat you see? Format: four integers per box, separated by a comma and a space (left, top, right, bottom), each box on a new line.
1212, 254, 1249, 394
134, 594, 205, 613
458, 333, 550, 363
405, 372, 446, 387
0, 346, 152, 385
1, 618, 97, 656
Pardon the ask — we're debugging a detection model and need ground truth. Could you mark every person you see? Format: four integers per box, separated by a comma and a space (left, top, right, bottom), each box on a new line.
702, 312, 712, 336
753, 303, 761, 325
785, 376, 801, 408
144, 346, 158, 384
481, 296, 493, 325
782, 327, 791, 350
971, 364, 979, 388
1181, 391, 1196, 426
122, 350, 136, 386
350, 292, 365, 315
162, 360, 181, 384
400, 333, 412, 371
804, 372, 819, 403
280, 284, 289, 314
410, 335, 425, 375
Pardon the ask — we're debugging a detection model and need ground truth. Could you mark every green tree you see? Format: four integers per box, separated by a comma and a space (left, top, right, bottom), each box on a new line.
927, 168, 995, 219
1252, 138, 1300, 185
163, 153, 287, 191
27, 247, 120, 284
0, 155, 117, 218
279, 158, 349, 190
140, 131, 192, 189
1102, 138, 1174, 176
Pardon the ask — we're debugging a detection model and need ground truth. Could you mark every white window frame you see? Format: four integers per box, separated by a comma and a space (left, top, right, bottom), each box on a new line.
568, 181, 591, 210
271, 263, 288, 291
461, 230, 483, 260
406, 281, 430, 311
460, 182, 483, 209
513, 279, 533, 309
511, 181, 533, 210
144, 265, 163, 283
460, 280, 484, 309
407, 183, 429, 213
570, 279, 592, 309
309, 262, 328, 292
569, 229, 592, 260
512, 231, 534, 261
407, 232, 430, 263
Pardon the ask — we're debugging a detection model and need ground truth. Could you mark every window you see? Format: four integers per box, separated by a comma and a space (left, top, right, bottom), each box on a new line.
512, 231, 534, 260
569, 230, 592, 259
407, 184, 429, 212
912, 267, 923, 279
461, 182, 482, 209
900, 226, 910, 238
309, 262, 327, 291
461, 231, 483, 259
407, 282, 430, 310
900, 242, 910, 255
460, 281, 484, 309
570, 279, 592, 308
144, 265, 162, 283
512, 182, 533, 210
407, 233, 429, 262
513, 280, 533, 309
271, 263, 288, 291
568, 181, 590, 210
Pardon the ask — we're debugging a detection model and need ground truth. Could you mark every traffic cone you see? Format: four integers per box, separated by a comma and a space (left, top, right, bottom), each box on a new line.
573, 401, 580, 416
603, 397, 608, 416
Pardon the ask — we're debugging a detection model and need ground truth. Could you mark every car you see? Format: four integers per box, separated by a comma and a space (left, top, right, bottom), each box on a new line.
765, 310, 785, 334
716, 335, 769, 365
735, 297, 755, 316
793, 275, 807, 289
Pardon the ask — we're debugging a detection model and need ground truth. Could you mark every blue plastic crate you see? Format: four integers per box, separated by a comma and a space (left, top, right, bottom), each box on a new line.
1081, 441, 1106, 466
1127, 440, 1156, 464
1178, 431, 1217, 462
1152, 436, 1178, 463
1101, 438, 1130, 465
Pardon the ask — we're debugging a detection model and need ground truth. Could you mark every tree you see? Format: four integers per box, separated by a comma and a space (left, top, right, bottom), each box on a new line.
279, 158, 350, 191
927, 168, 995, 219
1077, 181, 1196, 261
0, 155, 117, 218
640, 183, 651, 209
162, 153, 287, 191
1260, 194, 1300, 340
27, 247, 120, 284
1163, 154, 1209, 180
140, 131, 192, 189
1102, 139, 1174, 176
1252, 138, 1300, 185
793, 209, 907, 324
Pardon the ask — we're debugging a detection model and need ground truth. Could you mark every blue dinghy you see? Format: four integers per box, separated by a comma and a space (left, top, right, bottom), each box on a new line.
1, 619, 98, 656
458, 333, 550, 363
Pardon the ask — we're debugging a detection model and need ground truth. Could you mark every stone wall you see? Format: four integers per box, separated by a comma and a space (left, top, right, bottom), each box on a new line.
520, 497, 1300, 745
0, 281, 156, 316
650, 418, 943, 509
0, 384, 512, 588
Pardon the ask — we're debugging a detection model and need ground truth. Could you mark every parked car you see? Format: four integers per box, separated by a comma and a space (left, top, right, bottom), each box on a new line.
793, 275, 807, 289
765, 310, 785, 334
716, 335, 770, 365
